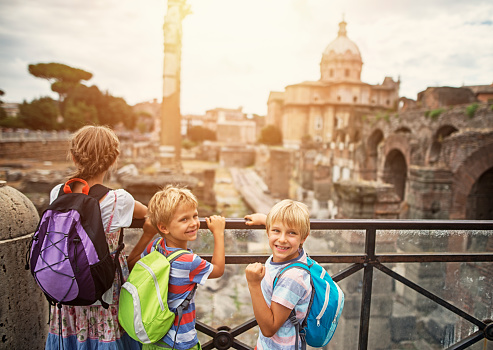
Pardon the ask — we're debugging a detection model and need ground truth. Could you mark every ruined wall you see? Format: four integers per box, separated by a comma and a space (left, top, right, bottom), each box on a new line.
0, 140, 68, 161
417, 87, 476, 109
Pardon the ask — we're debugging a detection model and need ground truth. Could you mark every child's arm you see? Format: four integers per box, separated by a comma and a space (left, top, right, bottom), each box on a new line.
133, 200, 148, 219
244, 213, 267, 226
245, 263, 292, 337
127, 218, 158, 270
205, 215, 225, 279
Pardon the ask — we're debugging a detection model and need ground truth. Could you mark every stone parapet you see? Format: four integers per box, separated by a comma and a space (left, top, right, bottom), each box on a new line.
0, 182, 48, 350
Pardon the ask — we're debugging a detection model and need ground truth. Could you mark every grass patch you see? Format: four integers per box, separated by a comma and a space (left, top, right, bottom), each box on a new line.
465, 103, 479, 118
428, 108, 445, 121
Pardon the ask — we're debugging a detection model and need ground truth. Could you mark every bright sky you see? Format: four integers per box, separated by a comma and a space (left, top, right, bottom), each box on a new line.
1, 0, 492, 116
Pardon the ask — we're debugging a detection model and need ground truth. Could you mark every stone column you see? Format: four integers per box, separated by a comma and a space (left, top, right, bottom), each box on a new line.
160, 0, 190, 169
0, 181, 47, 350
266, 148, 292, 199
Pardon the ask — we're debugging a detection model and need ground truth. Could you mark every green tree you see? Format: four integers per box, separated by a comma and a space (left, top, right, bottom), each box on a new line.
136, 111, 154, 133
63, 100, 98, 131
28, 63, 92, 101
101, 95, 136, 129
18, 97, 59, 130
187, 125, 216, 143
27, 62, 138, 130
62, 84, 137, 129
258, 124, 282, 145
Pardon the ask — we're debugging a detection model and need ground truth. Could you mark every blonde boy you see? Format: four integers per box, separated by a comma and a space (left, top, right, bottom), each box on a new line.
128, 185, 225, 350
245, 199, 312, 350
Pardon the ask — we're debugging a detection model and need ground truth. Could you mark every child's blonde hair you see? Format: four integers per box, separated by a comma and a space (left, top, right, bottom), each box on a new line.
266, 199, 310, 242
69, 125, 120, 180
147, 185, 198, 230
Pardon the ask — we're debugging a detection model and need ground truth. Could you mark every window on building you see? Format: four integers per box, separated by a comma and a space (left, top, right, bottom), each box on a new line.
353, 96, 357, 103
337, 96, 341, 102
330, 69, 334, 77
315, 116, 323, 130
345, 69, 350, 77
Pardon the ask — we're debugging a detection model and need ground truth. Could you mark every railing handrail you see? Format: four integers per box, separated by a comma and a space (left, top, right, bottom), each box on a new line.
198, 217, 493, 230
186, 218, 493, 350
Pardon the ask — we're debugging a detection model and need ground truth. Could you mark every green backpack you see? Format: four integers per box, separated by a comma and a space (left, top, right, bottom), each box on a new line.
118, 238, 196, 345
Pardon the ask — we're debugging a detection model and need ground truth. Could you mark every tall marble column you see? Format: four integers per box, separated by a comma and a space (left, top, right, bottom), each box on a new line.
160, 0, 190, 169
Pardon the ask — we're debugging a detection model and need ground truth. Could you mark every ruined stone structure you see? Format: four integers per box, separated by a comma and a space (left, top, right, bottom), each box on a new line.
0, 140, 68, 161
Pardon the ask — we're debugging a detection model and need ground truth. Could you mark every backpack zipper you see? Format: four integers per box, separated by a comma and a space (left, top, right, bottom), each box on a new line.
316, 280, 331, 326
73, 237, 80, 273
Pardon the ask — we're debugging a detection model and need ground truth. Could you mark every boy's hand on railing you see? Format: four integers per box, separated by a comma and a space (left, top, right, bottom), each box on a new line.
206, 215, 225, 279
205, 215, 226, 235
245, 262, 265, 286
244, 213, 267, 226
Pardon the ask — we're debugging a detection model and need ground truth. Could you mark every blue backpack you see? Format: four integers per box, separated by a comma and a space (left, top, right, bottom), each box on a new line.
27, 178, 124, 309
273, 256, 344, 350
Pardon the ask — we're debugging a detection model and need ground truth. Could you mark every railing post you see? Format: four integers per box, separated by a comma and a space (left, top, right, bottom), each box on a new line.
358, 227, 376, 350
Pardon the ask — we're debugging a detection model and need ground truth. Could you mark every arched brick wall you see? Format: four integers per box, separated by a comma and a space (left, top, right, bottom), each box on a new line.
380, 134, 411, 176
450, 143, 493, 219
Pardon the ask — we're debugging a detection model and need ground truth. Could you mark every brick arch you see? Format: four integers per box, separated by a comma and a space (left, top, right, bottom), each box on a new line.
450, 143, 493, 219
381, 134, 411, 170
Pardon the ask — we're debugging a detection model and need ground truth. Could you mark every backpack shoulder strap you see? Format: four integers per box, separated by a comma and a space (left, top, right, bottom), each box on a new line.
273, 261, 311, 350
273, 262, 310, 288
166, 247, 192, 263
88, 184, 111, 201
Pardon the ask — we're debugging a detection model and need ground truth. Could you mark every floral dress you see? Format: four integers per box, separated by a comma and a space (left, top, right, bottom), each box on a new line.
45, 187, 141, 350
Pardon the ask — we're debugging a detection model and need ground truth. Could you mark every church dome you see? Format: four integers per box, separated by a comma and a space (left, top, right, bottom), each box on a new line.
323, 20, 361, 58
320, 20, 363, 82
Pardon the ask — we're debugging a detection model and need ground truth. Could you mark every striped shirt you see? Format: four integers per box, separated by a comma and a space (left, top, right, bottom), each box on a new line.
141, 238, 213, 349
256, 249, 312, 350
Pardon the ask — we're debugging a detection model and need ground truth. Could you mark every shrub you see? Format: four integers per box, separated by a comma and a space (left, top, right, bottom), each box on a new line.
429, 108, 445, 121
465, 103, 479, 118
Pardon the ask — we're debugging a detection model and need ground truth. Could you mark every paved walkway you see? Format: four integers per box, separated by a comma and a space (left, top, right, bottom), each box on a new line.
229, 167, 276, 214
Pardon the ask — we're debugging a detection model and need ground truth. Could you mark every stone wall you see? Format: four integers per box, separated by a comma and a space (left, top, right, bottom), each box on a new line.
0, 140, 68, 161
0, 182, 47, 350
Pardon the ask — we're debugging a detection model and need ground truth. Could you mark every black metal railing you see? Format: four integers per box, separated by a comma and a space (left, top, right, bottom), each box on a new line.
194, 218, 493, 350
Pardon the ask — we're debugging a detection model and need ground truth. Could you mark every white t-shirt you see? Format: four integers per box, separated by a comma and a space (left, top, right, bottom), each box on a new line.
50, 184, 135, 233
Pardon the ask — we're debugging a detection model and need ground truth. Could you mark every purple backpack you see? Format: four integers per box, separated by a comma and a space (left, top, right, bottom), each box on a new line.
28, 178, 124, 309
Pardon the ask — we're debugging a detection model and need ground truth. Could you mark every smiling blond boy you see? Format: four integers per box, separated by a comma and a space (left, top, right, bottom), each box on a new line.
128, 185, 225, 350
245, 199, 313, 350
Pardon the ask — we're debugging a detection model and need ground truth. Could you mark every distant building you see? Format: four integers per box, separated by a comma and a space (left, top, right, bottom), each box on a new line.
205, 107, 257, 144
267, 20, 400, 148
182, 114, 205, 136
1, 103, 20, 118
465, 83, 493, 103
